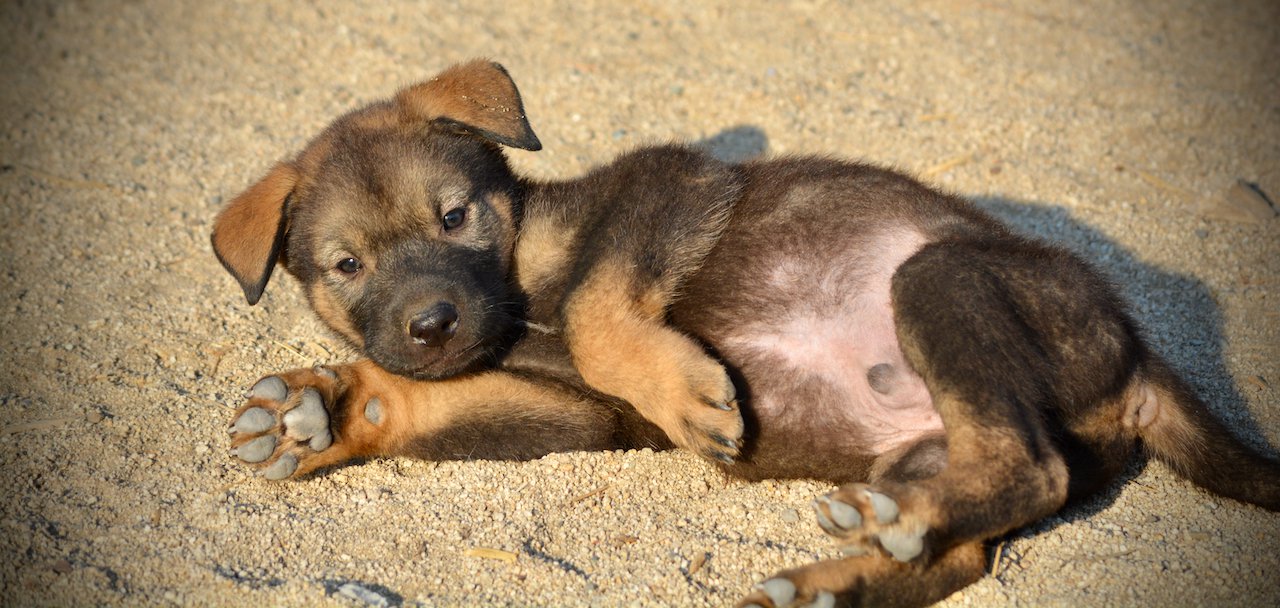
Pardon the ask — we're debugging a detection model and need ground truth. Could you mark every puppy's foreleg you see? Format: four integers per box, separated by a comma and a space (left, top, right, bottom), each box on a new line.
228, 360, 619, 479
562, 261, 744, 463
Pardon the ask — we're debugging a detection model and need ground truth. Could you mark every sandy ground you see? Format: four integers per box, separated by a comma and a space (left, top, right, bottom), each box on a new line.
2, 0, 1279, 605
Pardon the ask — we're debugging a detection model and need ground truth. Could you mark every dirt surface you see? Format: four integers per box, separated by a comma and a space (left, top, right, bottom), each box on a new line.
2, 0, 1278, 606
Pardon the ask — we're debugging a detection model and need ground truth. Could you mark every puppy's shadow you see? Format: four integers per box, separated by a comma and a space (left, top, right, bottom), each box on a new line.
694, 125, 769, 163
972, 196, 1276, 529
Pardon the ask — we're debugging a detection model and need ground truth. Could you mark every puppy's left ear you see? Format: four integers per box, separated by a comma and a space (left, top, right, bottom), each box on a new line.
396, 60, 542, 151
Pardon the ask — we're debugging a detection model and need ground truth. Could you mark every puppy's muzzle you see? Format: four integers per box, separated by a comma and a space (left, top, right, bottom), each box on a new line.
408, 301, 460, 347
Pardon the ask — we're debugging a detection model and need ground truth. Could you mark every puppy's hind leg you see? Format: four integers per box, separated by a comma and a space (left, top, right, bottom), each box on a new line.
739, 435, 983, 608
812, 241, 1086, 565
736, 541, 986, 608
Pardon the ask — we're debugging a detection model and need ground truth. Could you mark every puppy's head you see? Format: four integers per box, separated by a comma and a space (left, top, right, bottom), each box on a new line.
211, 60, 541, 379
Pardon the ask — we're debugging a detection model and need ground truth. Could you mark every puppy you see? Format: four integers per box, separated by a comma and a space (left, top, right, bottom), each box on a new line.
212, 60, 1280, 606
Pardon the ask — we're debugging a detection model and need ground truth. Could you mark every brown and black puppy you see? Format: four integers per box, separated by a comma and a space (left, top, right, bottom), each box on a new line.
212, 61, 1280, 607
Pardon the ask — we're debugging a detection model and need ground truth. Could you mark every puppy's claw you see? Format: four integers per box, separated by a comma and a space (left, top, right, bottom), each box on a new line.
312, 365, 338, 381
714, 453, 736, 465
707, 398, 735, 411
711, 433, 738, 449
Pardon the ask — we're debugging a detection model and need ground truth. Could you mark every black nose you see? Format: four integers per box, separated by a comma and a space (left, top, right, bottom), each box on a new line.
408, 302, 460, 347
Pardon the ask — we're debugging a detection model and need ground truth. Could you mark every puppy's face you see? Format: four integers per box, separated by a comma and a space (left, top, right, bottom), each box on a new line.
286, 132, 523, 378
211, 61, 543, 379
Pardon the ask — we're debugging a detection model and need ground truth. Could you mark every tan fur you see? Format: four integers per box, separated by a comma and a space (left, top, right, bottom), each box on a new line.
308, 283, 364, 348
348, 104, 400, 132
563, 261, 742, 458
513, 214, 576, 296
1142, 381, 1210, 473
231, 360, 619, 478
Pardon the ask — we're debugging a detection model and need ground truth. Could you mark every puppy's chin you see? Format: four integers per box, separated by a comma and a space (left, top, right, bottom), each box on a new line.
403, 355, 489, 380
367, 343, 492, 380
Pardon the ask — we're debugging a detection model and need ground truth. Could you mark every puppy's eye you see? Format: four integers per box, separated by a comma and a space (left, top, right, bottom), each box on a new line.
442, 208, 466, 231
336, 257, 362, 275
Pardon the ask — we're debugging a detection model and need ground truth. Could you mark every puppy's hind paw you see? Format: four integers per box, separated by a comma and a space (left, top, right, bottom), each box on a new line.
813, 483, 929, 563
737, 575, 836, 608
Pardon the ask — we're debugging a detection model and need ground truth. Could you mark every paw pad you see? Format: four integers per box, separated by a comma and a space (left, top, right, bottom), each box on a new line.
878, 526, 924, 562
364, 397, 383, 425
812, 486, 926, 563
233, 434, 276, 463
231, 407, 274, 434
283, 388, 329, 440
228, 372, 341, 481
757, 578, 795, 606
248, 376, 287, 401
743, 577, 836, 608
867, 491, 899, 524
263, 453, 298, 480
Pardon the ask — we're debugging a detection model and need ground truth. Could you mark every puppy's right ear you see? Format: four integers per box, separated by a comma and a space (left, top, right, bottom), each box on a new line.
396, 60, 542, 151
211, 163, 298, 305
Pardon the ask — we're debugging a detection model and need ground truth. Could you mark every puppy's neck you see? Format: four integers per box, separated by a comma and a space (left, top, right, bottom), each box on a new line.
511, 183, 579, 308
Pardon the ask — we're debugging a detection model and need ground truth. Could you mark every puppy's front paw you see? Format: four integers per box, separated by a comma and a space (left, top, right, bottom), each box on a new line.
228, 366, 372, 480
569, 312, 745, 463
665, 353, 744, 463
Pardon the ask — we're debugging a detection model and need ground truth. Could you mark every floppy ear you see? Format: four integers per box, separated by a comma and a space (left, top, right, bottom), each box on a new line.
396, 60, 542, 151
211, 163, 298, 305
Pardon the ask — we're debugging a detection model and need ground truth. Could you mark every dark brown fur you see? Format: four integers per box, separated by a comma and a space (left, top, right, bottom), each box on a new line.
213, 61, 1280, 607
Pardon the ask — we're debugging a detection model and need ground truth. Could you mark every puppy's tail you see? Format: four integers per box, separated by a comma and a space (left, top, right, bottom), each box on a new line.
1135, 356, 1280, 511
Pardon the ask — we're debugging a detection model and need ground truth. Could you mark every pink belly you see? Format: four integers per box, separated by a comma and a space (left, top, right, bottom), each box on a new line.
720, 228, 943, 454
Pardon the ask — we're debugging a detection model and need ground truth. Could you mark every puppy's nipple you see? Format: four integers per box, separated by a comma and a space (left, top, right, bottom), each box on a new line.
867, 363, 895, 395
